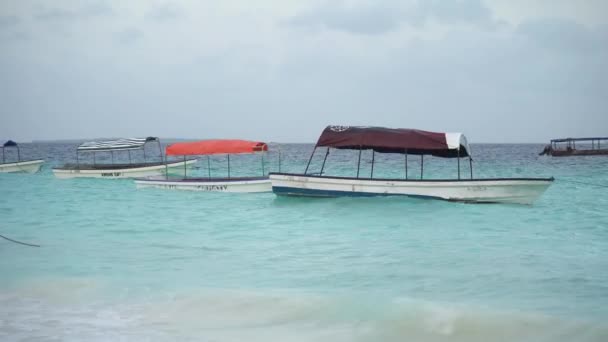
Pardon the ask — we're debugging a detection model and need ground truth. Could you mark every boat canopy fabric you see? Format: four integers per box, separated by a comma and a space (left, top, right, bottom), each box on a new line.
316, 126, 470, 158
3, 140, 17, 147
77, 137, 158, 152
166, 140, 268, 156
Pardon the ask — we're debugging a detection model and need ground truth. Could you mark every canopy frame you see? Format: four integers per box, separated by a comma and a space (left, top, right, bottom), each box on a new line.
1, 140, 21, 164
304, 126, 474, 180
75, 137, 162, 169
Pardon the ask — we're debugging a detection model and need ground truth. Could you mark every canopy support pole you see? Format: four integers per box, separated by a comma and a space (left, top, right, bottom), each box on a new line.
320, 148, 329, 175
157, 139, 163, 163
278, 148, 282, 173
227, 154, 231, 179
128, 150, 132, 165
111, 151, 114, 165
261, 153, 265, 176
469, 157, 473, 179
16, 145, 20, 162
370, 150, 375, 179
93, 152, 96, 165
457, 148, 461, 180
143, 147, 146, 163
404, 150, 408, 180
356, 149, 362, 178
76, 151, 80, 169
165, 153, 168, 180
420, 155, 424, 179
304, 147, 317, 175
183, 155, 187, 178
207, 156, 211, 179
1, 147, 4, 164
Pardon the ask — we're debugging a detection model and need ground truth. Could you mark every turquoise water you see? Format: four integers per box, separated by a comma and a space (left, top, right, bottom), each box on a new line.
1, 143, 608, 341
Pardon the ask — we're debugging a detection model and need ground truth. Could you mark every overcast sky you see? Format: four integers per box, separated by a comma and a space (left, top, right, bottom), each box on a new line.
1, 0, 606, 143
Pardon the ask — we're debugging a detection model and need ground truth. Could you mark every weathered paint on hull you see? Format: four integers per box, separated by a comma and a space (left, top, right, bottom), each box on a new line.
53, 160, 197, 179
269, 173, 554, 205
134, 177, 272, 193
0, 160, 44, 173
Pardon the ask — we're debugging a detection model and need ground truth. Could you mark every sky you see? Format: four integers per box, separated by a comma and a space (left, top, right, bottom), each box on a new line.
0, 0, 606, 143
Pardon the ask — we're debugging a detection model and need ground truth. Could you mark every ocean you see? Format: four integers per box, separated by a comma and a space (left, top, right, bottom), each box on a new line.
1, 142, 607, 341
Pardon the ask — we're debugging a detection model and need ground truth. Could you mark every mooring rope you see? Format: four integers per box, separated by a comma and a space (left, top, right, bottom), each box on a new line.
560, 179, 608, 188
0, 233, 40, 247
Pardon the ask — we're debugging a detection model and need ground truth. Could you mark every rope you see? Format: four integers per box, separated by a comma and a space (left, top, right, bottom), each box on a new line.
0, 233, 40, 247
560, 179, 608, 188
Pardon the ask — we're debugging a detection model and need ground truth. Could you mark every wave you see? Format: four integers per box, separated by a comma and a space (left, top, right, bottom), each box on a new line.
1, 280, 607, 341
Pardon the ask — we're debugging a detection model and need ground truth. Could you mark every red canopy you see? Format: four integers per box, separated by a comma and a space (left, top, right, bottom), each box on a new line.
166, 140, 268, 156
316, 126, 470, 158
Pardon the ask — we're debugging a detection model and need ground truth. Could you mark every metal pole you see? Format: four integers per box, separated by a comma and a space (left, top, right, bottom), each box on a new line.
1, 147, 4, 163
157, 140, 163, 162
420, 155, 424, 179
261, 153, 265, 176
183, 155, 187, 178
319, 148, 329, 175
227, 154, 231, 179
370, 150, 375, 178
16, 145, 20, 162
207, 155, 211, 178
111, 151, 114, 165
304, 147, 317, 175
143, 147, 147, 163
356, 149, 362, 178
278, 149, 281, 173
165, 152, 168, 180
457, 148, 461, 180
404, 150, 408, 180
469, 157, 473, 179
76, 151, 80, 169
93, 152, 96, 165
128, 150, 132, 164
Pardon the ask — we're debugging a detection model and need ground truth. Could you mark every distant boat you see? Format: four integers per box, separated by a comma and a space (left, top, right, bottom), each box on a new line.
270, 126, 553, 205
53, 137, 196, 179
0, 140, 44, 173
134, 139, 272, 193
540, 137, 608, 157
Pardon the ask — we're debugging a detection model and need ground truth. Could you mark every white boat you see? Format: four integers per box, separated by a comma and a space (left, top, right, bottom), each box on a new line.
53, 137, 196, 179
269, 126, 554, 205
135, 139, 272, 193
0, 140, 44, 173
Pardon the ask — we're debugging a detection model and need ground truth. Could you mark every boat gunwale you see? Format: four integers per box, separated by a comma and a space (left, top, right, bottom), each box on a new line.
269, 172, 554, 183
52, 159, 197, 171
135, 176, 269, 183
0, 159, 45, 166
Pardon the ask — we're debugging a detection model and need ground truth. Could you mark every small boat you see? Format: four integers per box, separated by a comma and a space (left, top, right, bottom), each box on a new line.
540, 137, 608, 157
134, 139, 272, 193
53, 137, 196, 179
0, 140, 44, 173
270, 126, 554, 204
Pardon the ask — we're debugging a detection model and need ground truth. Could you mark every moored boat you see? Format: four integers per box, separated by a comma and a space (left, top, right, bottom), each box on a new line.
540, 137, 608, 157
0, 140, 44, 173
135, 139, 272, 192
270, 126, 554, 204
53, 137, 196, 179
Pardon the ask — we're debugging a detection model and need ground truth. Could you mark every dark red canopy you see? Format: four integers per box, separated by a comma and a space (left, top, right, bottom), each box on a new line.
315, 126, 470, 158
166, 140, 268, 156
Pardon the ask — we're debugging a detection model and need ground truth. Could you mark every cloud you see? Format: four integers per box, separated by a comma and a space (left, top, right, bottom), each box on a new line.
146, 3, 183, 22
0, 16, 20, 30
285, 0, 500, 35
517, 18, 608, 54
35, 2, 113, 22
114, 27, 144, 45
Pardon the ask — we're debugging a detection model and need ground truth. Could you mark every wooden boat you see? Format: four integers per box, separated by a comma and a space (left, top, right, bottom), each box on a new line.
540, 137, 608, 157
270, 126, 553, 205
0, 140, 44, 173
53, 137, 196, 179
134, 139, 272, 193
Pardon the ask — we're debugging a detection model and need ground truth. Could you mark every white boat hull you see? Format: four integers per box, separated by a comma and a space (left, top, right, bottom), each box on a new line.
134, 177, 272, 193
0, 160, 44, 173
269, 173, 554, 205
53, 160, 197, 179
